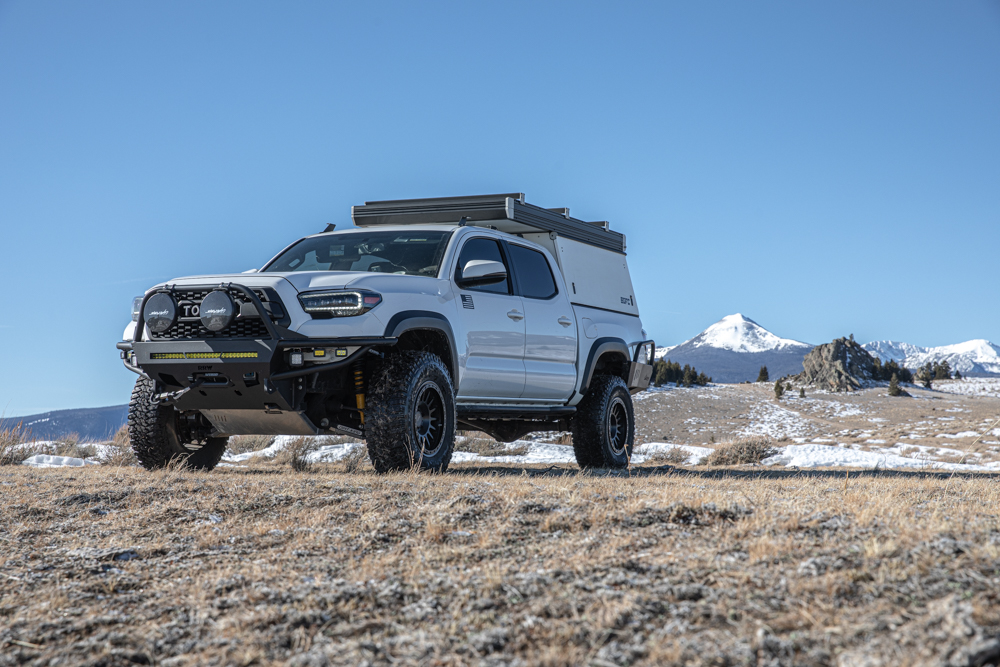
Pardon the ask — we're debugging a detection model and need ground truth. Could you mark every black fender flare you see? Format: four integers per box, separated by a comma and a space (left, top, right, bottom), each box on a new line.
579, 337, 630, 396
382, 310, 460, 381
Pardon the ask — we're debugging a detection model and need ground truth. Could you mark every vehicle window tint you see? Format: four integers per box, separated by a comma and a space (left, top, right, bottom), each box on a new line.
263, 230, 452, 277
508, 245, 557, 299
455, 238, 510, 295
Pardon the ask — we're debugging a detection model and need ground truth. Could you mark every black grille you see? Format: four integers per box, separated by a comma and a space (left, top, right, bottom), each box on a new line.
149, 289, 279, 340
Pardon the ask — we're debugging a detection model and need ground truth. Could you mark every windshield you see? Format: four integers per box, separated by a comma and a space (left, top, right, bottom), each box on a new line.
263, 230, 453, 277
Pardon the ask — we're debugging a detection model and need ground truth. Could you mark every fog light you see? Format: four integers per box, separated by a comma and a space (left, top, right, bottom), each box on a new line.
200, 290, 236, 332
143, 293, 177, 333
289, 352, 303, 367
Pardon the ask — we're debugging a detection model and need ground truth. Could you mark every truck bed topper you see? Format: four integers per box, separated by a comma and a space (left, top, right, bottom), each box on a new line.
351, 193, 625, 254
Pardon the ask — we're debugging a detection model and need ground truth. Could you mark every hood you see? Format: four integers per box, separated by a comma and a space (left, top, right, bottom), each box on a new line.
270, 271, 381, 292
159, 271, 435, 294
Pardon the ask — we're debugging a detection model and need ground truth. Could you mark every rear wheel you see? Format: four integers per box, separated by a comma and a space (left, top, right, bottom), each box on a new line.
366, 351, 456, 473
128, 377, 228, 471
572, 375, 634, 469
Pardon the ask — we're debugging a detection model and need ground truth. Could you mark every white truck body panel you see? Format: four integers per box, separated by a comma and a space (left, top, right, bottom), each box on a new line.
548, 237, 639, 317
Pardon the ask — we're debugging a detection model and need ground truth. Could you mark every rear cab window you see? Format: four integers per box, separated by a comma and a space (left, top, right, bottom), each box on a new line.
507, 244, 557, 299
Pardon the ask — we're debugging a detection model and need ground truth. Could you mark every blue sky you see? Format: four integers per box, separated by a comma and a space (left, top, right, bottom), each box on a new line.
1, 1, 998, 415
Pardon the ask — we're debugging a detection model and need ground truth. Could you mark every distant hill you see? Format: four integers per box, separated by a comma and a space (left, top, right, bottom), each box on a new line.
1, 405, 128, 442
864, 339, 1000, 377
655, 314, 814, 383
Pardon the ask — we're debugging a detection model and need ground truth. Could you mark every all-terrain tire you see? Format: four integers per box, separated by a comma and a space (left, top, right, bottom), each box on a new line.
366, 351, 456, 473
128, 377, 228, 471
571, 375, 635, 469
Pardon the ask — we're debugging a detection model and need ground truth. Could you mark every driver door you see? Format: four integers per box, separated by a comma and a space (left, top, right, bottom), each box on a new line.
452, 237, 526, 399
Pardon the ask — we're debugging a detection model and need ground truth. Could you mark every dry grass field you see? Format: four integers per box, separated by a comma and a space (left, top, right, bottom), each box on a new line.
3, 460, 1000, 666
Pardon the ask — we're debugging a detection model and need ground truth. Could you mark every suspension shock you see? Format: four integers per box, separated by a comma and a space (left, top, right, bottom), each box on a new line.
353, 358, 366, 424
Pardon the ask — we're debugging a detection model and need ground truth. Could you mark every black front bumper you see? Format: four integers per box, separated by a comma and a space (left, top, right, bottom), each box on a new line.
119, 336, 396, 412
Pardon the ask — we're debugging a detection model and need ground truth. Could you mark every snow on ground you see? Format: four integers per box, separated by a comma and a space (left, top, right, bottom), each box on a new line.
633, 442, 714, 465
22, 454, 99, 468
222, 435, 365, 464
739, 400, 816, 439
764, 444, 1000, 472
932, 378, 1000, 398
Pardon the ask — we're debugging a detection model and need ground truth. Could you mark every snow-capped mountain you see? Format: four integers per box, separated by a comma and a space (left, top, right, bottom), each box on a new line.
656, 314, 814, 383
864, 339, 1000, 376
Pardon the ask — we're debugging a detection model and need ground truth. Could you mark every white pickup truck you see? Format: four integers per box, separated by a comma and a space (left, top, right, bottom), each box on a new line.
118, 193, 654, 472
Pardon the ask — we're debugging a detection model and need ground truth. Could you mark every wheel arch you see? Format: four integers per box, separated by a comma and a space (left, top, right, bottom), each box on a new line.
382, 311, 459, 382
579, 337, 630, 396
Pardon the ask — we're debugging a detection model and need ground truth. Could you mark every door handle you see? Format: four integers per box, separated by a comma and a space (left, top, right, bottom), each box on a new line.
558, 317, 573, 327
507, 309, 524, 321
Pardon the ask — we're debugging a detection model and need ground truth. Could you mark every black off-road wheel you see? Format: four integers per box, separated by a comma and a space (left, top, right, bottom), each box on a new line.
128, 377, 228, 471
572, 375, 635, 469
366, 351, 456, 473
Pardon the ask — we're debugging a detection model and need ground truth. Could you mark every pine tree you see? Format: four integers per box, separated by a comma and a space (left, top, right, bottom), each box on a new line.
954, 369, 963, 380
682, 365, 695, 388
889, 373, 901, 397
757, 366, 769, 383
799, 387, 806, 398
916, 364, 933, 389
774, 379, 784, 399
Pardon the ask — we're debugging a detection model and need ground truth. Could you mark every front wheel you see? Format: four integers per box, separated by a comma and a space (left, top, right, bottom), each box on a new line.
366, 351, 456, 473
571, 375, 635, 469
127, 377, 228, 471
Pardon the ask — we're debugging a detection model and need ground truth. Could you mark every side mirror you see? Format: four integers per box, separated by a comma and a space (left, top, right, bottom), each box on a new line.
457, 260, 507, 287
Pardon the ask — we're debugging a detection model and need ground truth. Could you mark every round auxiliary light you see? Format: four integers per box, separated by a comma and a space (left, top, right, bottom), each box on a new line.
143, 293, 177, 333
200, 290, 235, 332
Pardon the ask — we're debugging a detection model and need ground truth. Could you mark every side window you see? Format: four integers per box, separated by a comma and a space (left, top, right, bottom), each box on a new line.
454, 237, 511, 295
508, 244, 557, 299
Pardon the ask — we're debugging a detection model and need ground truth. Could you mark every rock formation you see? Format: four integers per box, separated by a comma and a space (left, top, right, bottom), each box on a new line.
795, 336, 877, 392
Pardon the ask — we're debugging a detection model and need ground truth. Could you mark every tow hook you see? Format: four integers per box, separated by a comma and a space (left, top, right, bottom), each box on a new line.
151, 378, 205, 405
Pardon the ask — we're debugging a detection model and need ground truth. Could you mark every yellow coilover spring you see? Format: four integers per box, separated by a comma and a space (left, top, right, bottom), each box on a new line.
353, 359, 366, 423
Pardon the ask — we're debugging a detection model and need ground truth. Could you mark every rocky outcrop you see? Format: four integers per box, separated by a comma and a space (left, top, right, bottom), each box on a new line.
795, 336, 877, 391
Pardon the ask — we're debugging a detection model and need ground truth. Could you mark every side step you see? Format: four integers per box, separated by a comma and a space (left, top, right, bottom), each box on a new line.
456, 405, 576, 421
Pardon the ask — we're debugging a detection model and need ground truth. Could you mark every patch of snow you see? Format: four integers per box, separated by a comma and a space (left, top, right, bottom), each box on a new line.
764, 444, 1000, 471
932, 378, 1000, 398
22, 454, 99, 468
633, 442, 714, 465
935, 432, 981, 439
739, 401, 816, 439
451, 441, 578, 464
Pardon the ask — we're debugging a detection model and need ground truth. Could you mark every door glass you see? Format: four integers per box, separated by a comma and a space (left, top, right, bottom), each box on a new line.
508, 244, 557, 299
455, 238, 510, 294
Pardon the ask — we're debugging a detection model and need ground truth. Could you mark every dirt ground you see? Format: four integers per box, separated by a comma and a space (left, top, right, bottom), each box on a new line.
633, 380, 1000, 465
3, 460, 1000, 667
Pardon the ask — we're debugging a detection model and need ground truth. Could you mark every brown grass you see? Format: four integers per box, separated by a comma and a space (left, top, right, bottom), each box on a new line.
703, 435, 778, 465
226, 434, 275, 455
645, 446, 690, 464
340, 445, 368, 473
2, 464, 999, 666
271, 436, 316, 472
96, 425, 138, 467
0, 422, 39, 465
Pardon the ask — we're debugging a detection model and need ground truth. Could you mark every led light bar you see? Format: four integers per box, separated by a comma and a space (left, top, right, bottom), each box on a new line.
150, 352, 259, 360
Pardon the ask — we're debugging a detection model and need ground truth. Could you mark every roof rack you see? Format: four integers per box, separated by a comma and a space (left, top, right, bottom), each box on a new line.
351, 193, 626, 253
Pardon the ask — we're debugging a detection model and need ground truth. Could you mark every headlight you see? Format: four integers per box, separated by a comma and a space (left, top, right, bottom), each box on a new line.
131, 296, 143, 322
297, 290, 382, 318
